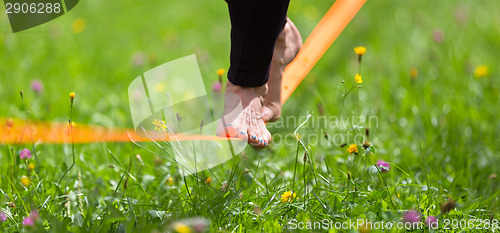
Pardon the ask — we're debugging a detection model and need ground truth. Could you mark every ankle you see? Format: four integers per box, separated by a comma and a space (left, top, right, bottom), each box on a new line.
226, 81, 267, 96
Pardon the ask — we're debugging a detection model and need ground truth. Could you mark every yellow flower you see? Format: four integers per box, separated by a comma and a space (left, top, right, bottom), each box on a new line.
347, 144, 358, 154
173, 222, 191, 233
69, 92, 75, 99
28, 163, 35, 171
353, 46, 366, 56
281, 191, 297, 203
474, 65, 489, 78
410, 68, 418, 79
355, 73, 363, 84
206, 177, 212, 185
72, 18, 86, 34
154, 82, 166, 93
166, 177, 174, 186
359, 223, 371, 233
152, 119, 166, 131
21, 176, 31, 187
217, 69, 225, 76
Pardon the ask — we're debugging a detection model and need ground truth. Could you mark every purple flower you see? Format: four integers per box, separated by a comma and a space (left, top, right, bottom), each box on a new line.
376, 160, 390, 172
30, 80, 43, 94
212, 82, 222, 92
191, 218, 209, 232
432, 29, 444, 43
425, 216, 438, 228
19, 148, 31, 160
131, 52, 146, 67
22, 217, 34, 226
402, 210, 421, 226
0, 211, 7, 222
30, 210, 39, 220
22, 210, 39, 226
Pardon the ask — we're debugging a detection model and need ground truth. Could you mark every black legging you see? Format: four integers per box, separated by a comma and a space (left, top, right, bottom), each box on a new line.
225, 0, 290, 87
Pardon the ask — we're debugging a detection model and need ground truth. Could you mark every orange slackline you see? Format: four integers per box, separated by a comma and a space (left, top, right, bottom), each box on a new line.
0, 118, 238, 144
0, 0, 366, 144
281, 0, 367, 104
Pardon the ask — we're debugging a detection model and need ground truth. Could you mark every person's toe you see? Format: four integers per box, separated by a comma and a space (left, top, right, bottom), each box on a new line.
248, 130, 260, 146
259, 122, 272, 147
256, 136, 266, 148
236, 127, 249, 142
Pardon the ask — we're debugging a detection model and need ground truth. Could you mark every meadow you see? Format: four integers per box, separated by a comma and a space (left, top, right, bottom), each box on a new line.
0, 0, 499, 232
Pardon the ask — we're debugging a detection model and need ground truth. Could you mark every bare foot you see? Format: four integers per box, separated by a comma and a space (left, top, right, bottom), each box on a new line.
262, 18, 302, 122
215, 82, 271, 148
216, 19, 301, 147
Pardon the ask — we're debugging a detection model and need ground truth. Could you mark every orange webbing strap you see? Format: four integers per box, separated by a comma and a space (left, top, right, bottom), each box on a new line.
281, 0, 367, 104
0, 118, 238, 144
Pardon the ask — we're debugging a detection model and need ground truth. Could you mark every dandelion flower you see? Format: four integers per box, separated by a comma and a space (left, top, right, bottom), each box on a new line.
217, 69, 225, 77
173, 222, 191, 233
28, 163, 35, 171
166, 177, 174, 186
72, 18, 86, 34
410, 68, 418, 79
152, 119, 166, 131
206, 177, 212, 185
281, 191, 297, 203
154, 82, 166, 93
19, 148, 31, 160
474, 65, 489, 78
21, 176, 31, 187
69, 92, 75, 100
347, 144, 358, 154
376, 160, 390, 172
359, 223, 371, 233
353, 46, 366, 56
355, 73, 363, 84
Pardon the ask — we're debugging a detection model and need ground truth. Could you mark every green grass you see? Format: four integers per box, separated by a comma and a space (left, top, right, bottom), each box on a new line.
1, 0, 499, 232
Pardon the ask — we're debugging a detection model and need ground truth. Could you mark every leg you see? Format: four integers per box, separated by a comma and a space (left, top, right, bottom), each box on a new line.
263, 18, 302, 122
216, 0, 290, 148
225, 0, 290, 87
